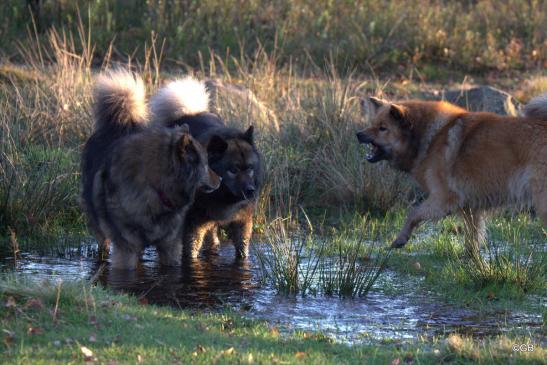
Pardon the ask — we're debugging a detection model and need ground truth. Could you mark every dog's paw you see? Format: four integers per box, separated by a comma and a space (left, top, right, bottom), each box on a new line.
391, 237, 408, 248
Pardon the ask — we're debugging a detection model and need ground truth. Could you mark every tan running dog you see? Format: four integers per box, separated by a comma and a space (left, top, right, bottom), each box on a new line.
356, 93, 547, 257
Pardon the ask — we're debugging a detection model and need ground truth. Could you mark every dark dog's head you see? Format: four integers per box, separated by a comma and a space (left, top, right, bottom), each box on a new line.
172, 125, 221, 198
206, 126, 261, 201
356, 97, 415, 170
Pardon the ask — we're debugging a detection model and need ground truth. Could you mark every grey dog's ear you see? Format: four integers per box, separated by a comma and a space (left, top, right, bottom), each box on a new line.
360, 96, 388, 118
207, 135, 228, 157
179, 123, 190, 133
242, 125, 254, 144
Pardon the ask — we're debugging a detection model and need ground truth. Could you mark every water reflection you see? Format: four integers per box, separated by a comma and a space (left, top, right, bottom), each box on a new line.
1, 243, 543, 344
96, 247, 254, 309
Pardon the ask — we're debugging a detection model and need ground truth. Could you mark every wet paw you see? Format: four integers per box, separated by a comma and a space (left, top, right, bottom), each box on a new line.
391, 237, 408, 248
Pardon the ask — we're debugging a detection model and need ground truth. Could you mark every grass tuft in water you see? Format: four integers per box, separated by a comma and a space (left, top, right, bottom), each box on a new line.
256, 213, 392, 298
254, 213, 323, 296
319, 216, 392, 298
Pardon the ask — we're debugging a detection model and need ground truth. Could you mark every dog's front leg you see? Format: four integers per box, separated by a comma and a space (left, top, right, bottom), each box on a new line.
228, 218, 253, 259
392, 197, 451, 248
157, 241, 183, 266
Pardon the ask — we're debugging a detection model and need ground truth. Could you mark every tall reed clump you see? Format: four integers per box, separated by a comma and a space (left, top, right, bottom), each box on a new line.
319, 216, 392, 298
254, 214, 322, 296
254, 212, 392, 297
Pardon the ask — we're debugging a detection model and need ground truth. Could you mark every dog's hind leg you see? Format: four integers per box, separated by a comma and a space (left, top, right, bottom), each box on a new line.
202, 226, 221, 255
183, 221, 216, 258
461, 208, 486, 264
531, 175, 547, 229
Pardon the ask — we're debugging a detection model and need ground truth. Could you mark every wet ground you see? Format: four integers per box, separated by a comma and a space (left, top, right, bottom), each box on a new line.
1, 242, 543, 344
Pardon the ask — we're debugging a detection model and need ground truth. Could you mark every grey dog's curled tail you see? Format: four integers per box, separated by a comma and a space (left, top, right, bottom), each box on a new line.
93, 70, 148, 132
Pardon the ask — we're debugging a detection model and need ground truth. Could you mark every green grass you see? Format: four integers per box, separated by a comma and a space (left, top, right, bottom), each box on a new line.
1, 275, 545, 365
385, 213, 546, 309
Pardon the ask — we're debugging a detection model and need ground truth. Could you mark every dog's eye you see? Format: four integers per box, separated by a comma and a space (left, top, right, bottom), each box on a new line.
228, 167, 239, 174
379, 126, 387, 132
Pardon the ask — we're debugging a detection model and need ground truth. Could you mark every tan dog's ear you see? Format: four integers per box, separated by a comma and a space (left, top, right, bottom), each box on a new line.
360, 96, 388, 118
390, 104, 411, 129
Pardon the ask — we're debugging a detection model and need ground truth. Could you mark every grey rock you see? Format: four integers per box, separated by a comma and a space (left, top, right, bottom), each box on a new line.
429, 86, 522, 116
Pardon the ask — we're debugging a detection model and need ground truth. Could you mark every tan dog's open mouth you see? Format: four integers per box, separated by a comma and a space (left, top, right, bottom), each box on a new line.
360, 140, 387, 163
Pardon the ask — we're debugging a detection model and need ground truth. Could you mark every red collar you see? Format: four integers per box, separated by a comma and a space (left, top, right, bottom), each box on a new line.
157, 190, 175, 210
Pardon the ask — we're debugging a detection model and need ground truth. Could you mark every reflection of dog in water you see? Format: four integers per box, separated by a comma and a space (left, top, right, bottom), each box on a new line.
99, 247, 252, 307
80, 71, 220, 270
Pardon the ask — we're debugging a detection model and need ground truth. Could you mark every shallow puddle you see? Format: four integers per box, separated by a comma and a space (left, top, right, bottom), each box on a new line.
1, 243, 543, 344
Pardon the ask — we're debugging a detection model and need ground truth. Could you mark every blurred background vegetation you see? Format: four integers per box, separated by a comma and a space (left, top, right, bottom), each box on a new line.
0, 0, 545, 239
1, 0, 545, 75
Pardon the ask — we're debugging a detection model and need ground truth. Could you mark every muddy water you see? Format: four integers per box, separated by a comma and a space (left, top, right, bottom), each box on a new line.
1, 243, 543, 344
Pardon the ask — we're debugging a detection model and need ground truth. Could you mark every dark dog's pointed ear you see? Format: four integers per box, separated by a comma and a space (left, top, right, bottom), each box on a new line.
242, 125, 254, 143
180, 123, 190, 133
207, 135, 228, 156
361, 96, 387, 117
390, 104, 411, 129
178, 131, 193, 151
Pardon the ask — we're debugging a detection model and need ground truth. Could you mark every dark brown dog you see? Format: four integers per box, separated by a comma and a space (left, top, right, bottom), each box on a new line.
151, 77, 263, 258
80, 71, 220, 269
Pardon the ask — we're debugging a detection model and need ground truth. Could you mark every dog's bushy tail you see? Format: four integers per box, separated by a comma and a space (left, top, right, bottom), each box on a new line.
93, 70, 148, 132
150, 76, 209, 126
524, 92, 547, 120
